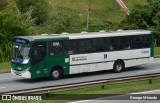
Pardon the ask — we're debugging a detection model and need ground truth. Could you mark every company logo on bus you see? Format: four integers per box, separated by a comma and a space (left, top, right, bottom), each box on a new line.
72, 56, 87, 62
72, 57, 75, 62
53, 42, 60, 46
141, 50, 149, 54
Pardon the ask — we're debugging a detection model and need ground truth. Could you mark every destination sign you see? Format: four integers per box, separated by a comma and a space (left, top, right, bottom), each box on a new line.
13, 38, 29, 44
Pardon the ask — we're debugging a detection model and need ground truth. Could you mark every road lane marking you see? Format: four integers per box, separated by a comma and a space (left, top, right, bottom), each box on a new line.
0, 87, 6, 89
0, 77, 19, 81
137, 69, 160, 73
131, 89, 160, 94
69, 100, 92, 103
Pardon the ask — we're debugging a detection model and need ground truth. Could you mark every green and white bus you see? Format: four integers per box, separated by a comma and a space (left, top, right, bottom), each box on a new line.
11, 30, 154, 79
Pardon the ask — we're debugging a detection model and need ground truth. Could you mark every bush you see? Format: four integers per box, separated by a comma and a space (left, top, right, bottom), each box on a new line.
0, 42, 12, 62
15, 0, 52, 25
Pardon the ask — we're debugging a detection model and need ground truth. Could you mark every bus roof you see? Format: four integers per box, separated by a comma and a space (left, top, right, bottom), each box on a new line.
15, 30, 152, 41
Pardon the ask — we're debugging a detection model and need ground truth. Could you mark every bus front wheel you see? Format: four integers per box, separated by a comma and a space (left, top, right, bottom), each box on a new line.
50, 68, 62, 80
113, 60, 124, 73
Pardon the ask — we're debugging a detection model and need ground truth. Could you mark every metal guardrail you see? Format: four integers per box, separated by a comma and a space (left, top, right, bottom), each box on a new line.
2, 73, 160, 95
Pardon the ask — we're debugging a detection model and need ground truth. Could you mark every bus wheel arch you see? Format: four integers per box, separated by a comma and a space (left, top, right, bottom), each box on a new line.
113, 59, 125, 73
50, 66, 63, 80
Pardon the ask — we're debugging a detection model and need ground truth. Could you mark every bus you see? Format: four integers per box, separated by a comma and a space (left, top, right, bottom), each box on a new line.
11, 30, 154, 79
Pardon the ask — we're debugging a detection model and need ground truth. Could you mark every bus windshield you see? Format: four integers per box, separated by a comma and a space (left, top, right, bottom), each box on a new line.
12, 45, 30, 64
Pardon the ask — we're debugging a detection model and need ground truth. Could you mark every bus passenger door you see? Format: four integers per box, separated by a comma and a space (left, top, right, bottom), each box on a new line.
31, 42, 47, 78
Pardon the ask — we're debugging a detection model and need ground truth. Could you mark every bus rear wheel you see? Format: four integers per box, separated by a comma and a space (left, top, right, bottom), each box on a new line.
113, 60, 124, 73
50, 68, 62, 80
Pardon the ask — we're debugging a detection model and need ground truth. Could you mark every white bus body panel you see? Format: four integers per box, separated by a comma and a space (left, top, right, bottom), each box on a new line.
69, 48, 151, 74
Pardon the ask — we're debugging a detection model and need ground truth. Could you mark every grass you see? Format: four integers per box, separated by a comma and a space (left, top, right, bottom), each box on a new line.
0, 62, 10, 72
49, 0, 126, 23
1, 79, 160, 103
154, 47, 160, 56
48, 0, 148, 23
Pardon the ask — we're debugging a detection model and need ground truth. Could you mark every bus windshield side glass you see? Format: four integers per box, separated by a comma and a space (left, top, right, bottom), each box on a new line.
12, 45, 30, 64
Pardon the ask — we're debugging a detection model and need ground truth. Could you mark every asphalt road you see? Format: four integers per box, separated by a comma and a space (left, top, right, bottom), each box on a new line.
0, 60, 160, 93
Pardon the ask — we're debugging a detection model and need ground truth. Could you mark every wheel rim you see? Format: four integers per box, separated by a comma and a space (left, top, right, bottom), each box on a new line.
116, 63, 122, 71
52, 70, 60, 78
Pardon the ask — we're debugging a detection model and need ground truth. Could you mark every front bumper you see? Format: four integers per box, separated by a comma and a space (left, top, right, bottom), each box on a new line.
11, 68, 31, 78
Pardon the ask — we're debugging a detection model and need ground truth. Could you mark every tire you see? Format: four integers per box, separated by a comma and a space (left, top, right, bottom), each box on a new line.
50, 68, 62, 80
113, 60, 124, 73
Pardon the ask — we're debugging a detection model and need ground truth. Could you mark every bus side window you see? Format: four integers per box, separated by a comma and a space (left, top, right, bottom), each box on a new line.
63, 41, 70, 55
78, 40, 85, 54
139, 36, 144, 48
132, 36, 137, 49
86, 39, 92, 53
49, 41, 63, 56
142, 35, 151, 48
98, 38, 105, 52
119, 36, 132, 50
109, 45, 114, 51
92, 39, 98, 52
132, 35, 142, 49
105, 38, 110, 51
69, 40, 77, 55
145, 35, 152, 47
110, 37, 119, 51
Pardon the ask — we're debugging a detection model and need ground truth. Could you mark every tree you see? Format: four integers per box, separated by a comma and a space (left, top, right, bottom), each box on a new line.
0, 0, 7, 10
15, 0, 52, 25
119, 0, 160, 40
42, 8, 85, 34
120, 5, 152, 29
0, 12, 27, 43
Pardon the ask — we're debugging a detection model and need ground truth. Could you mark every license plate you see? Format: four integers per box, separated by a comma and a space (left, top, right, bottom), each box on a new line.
14, 72, 21, 76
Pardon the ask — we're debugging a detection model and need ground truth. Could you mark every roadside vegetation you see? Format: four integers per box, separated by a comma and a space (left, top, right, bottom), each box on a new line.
124, 0, 148, 9
50, 79, 160, 102
155, 47, 160, 56
0, 62, 10, 72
